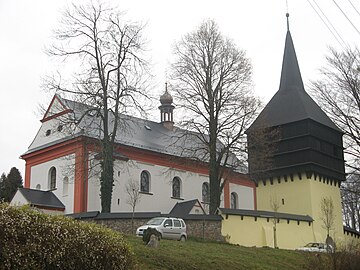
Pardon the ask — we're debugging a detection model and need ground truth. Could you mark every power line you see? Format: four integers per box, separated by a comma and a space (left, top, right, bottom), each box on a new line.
313, 0, 347, 47
347, 0, 360, 19
332, 0, 360, 37
306, 0, 347, 49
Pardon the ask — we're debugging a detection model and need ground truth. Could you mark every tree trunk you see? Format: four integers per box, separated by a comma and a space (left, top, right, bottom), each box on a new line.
100, 140, 114, 213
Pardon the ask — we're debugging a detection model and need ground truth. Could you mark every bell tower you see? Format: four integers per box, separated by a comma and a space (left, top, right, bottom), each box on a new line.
247, 14, 346, 243
159, 83, 175, 130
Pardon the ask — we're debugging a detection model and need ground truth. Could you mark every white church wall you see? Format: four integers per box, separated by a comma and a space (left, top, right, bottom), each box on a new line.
28, 118, 68, 151
10, 191, 28, 206
229, 183, 254, 210
30, 154, 75, 214
86, 158, 228, 214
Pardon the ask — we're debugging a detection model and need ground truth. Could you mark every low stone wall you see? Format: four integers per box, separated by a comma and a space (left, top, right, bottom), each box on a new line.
185, 219, 223, 241
96, 218, 150, 235
72, 212, 223, 241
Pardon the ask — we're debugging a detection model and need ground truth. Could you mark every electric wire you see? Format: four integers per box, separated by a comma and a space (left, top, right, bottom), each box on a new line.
332, 0, 360, 37
313, 0, 348, 48
306, 0, 347, 49
347, 0, 360, 19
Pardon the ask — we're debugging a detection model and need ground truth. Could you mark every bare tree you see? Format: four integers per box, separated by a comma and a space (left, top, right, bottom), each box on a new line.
171, 19, 261, 214
311, 47, 360, 173
46, 2, 150, 212
247, 125, 281, 181
320, 196, 335, 239
125, 179, 141, 232
270, 194, 281, 249
341, 173, 360, 230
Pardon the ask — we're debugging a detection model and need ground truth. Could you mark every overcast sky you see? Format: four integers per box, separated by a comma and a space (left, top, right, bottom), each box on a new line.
0, 0, 359, 178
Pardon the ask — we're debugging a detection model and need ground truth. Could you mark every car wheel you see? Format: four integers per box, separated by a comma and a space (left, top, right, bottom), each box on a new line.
180, 236, 186, 242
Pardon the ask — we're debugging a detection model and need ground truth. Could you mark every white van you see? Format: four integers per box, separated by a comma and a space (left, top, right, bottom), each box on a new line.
136, 217, 187, 241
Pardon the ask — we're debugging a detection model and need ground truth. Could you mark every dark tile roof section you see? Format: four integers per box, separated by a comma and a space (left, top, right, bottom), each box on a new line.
219, 208, 313, 222
18, 188, 65, 210
66, 211, 100, 219
24, 96, 246, 173
67, 211, 222, 221
343, 226, 360, 237
248, 31, 341, 133
96, 212, 162, 220
169, 199, 205, 217
171, 214, 222, 221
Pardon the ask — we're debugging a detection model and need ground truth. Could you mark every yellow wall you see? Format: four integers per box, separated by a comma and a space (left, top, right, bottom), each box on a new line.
257, 173, 312, 215
221, 214, 314, 249
256, 173, 344, 243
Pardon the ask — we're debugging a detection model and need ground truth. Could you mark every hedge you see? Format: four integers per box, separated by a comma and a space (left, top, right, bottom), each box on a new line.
0, 203, 135, 270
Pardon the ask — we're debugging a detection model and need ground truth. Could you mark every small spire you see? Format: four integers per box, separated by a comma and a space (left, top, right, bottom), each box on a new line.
165, 82, 168, 93
286, 13, 290, 31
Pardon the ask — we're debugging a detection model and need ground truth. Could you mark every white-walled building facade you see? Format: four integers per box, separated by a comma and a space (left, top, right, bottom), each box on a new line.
18, 93, 255, 215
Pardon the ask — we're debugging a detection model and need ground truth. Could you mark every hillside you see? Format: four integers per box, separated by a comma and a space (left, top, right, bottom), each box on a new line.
125, 236, 310, 270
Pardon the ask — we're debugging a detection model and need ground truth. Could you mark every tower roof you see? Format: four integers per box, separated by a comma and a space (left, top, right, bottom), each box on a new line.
160, 83, 173, 105
248, 29, 341, 132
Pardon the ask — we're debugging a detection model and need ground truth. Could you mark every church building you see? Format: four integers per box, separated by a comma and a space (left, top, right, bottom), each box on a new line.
12, 15, 360, 249
16, 86, 255, 215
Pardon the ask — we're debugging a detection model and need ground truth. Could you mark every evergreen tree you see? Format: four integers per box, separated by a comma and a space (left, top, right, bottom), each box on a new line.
0, 167, 23, 202
0, 173, 6, 202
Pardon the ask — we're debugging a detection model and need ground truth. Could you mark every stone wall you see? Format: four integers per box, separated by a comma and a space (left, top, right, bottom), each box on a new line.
80, 215, 223, 241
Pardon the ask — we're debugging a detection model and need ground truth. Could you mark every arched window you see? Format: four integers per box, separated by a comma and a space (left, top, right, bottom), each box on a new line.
48, 167, 56, 190
140, 170, 150, 193
63, 176, 69, 196
202, 182, 210, 203
231, 192, 238, 209
35, 184, 41, 190
172, 177, 181, 198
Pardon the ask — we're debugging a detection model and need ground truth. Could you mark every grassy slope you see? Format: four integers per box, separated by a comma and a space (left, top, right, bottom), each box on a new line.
125, 236, 310, 270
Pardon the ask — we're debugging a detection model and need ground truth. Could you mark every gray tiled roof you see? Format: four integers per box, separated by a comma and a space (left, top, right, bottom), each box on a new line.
18, 188, 65, 210
248, 31, 341, 132
169, 199, 205, 217
219, 208, 313, 222
58, 97, 246, 172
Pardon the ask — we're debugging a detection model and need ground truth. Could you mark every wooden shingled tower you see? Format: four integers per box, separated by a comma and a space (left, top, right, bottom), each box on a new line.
247, 14, 346, 242
247, 15, 345, 185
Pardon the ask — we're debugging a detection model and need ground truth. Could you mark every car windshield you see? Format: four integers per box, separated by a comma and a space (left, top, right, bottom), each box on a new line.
146, 218, 165, 225
304, 243, 318, 247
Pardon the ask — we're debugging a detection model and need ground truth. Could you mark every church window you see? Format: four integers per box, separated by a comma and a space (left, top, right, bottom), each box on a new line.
63, 176, 69, 196
230, 192, 238, 209
35, 184, 41, 190
172, 177, 181, 198
45, 129, 51, 136
140, 170, 150, 193
57, 125, 63, 132
202, 182, 210, 204
48, 167, 56, 190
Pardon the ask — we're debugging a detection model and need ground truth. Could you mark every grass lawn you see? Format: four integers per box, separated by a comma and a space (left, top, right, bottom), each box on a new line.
125, 235, 311, 270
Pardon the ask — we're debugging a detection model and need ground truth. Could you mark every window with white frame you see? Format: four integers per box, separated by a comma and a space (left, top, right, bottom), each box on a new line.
202, 182, 210, 204
48, 167, 56, 190
172, 177, 181, 198
230, 192, 238, 209
63, 176, 69, 196
140, 170, 150, 193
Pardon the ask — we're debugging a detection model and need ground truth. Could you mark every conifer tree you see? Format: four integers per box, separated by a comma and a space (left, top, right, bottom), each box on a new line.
0, 167, 23, 202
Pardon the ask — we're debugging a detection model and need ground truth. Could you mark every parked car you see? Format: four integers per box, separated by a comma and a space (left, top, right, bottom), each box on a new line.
296, 242, 333, 253
136, 217, 187, 241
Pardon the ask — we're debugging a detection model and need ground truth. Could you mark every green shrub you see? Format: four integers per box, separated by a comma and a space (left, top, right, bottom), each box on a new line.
142, 227, 161, 244
305, 241, 360, 270
0, 203, 135, 270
